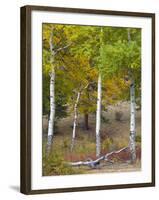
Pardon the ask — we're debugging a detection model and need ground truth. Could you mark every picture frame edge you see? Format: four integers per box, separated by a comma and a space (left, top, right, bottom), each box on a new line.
21, 5, 155, 18
20, 6, 32, 195
20, 5, 155, 195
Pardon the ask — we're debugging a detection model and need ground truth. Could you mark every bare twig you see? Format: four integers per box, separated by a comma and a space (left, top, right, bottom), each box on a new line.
56, 43, 71, 53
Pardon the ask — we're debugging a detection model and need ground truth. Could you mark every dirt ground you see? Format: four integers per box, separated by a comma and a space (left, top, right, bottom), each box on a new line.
56, 101, 141, 154
79, 160, 141, 174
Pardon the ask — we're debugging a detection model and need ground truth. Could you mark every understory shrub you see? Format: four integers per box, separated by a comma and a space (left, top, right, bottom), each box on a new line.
43, 150, 83, 176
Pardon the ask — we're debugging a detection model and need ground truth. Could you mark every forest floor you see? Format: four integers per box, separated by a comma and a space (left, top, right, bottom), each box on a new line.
76, 160, 141, 174
42, 101, 141, 176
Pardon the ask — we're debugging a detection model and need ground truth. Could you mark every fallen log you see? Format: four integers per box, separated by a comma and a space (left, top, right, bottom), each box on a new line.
68, 147, 129, 168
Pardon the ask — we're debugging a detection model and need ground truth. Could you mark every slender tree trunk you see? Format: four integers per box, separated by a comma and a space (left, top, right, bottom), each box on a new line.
47, 69, 55, 154
127, 28, 136, 163
84, 113, 89, 130
71, 92, 81, 151
47, 26, 56, 154
46, 26, 71, 154
96, 73, 102, 157
129, 79, 136, 163
95, 27, 103, 157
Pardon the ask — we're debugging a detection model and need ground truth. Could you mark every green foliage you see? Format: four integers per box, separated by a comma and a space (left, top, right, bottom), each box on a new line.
43, 151, 82, 176
103, 28, 140, 74
42, 23, 141, 131
136, 135, 141, 143
101, 39, 141, 78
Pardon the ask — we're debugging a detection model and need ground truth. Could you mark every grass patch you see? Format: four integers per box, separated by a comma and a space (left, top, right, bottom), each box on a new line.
42, 142, 84, 176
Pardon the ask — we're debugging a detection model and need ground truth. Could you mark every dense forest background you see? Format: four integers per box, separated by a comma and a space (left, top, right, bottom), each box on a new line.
42, 24, 141, 176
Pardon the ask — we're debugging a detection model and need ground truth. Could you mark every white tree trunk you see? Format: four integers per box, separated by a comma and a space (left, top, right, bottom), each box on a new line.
129, 79, 136, 163
47, 26, 56, 154
71, 92, 81, 151
46, 26, 71, 154
47, 69, 55, 154
96, 73, 102, 157
95, 27, 103, 158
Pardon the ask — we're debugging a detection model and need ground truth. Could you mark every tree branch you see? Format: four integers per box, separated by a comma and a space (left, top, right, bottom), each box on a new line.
49, 26, 55, 55
55, 43, 72, 55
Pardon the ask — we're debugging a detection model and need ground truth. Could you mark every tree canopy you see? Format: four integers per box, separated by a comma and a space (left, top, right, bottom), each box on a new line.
42, 24, 141, 121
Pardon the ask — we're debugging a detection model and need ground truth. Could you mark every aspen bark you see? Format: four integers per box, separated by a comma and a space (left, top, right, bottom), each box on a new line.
127, 28, 136, 163
46, 26, 71, 154
96, 73, 102, 157
129, 79, 136, 163
47, 69, 55, 154
47, 26, 56, 154
96, 27, 103, 157
71, 92, 81, 151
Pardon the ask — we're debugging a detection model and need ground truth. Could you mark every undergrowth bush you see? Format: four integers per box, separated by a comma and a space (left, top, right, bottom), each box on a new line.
115, 111, 123, 121
43, 149, 83, 176
62, 138, 70, 149
135, 135, 141, 143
